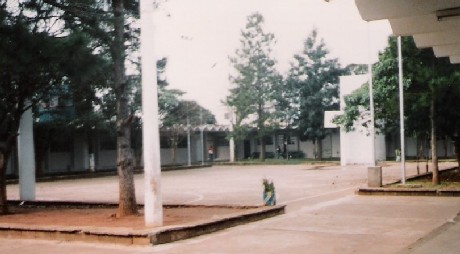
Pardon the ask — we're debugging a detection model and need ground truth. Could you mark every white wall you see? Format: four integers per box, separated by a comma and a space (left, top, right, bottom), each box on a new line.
387, 136, 456, 159
47, 152, 72, 172
331, 131, 341, 158
73, 132, 89, 171
160, 148, 189, 165
217, 145, 230, 160
6, 156, 15, 175
97, 150, 116, 169
339, 75, 386, 165
375, 134, 387, 162
236, 142, 245, 160
340, 128, 386, 165
299, 140, 315, 159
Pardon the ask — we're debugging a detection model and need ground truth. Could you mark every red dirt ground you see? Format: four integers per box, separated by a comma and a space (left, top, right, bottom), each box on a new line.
0, 206, 255, 230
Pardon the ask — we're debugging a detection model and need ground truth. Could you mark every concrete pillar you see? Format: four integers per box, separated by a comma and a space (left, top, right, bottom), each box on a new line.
140, 0, 163, 227
187, 117, 191, 166
367, 166, 382, 187
200, 128, 204, 165
17, 106, 36, 200
229, 121, 235, 162
229, 137, 235, 162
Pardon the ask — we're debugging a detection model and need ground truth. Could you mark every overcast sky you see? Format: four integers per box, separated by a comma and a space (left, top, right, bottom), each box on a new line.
152, 0, 392, 123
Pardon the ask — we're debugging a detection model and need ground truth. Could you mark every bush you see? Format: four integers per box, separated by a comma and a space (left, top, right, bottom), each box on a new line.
251, 152, 275, 159
287, 151, 305, 159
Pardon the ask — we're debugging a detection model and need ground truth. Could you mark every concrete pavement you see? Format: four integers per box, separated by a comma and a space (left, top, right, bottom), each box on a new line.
398, 211, 460, 254
2, 162, 460, 253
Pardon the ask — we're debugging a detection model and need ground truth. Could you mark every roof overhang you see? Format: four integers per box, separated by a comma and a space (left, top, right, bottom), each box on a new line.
355, 0, 460, 63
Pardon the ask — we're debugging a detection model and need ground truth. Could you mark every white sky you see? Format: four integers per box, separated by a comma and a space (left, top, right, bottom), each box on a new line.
152, 0, 392, 124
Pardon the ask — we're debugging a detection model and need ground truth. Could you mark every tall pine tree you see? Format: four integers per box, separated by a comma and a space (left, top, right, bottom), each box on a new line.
225, 13, 283, 161
287, 30, 344, 160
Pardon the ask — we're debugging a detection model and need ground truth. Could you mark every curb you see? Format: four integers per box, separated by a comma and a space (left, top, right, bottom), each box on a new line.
0, 201, 285, 246
397, 212, 460, 254
357, 167, 460, 196
356, 188, 460, 196
151, 205, 285, 245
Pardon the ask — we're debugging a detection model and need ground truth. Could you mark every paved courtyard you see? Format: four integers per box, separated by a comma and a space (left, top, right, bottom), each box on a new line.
2, 162, 460, 253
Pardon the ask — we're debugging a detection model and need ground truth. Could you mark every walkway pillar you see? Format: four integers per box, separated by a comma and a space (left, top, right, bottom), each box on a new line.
17, 106, 36, 201
367, 166, 382, 187
140, 0, 163, 226
229, 137, 235, 162
229, 117, 235, 162
187, 116, 191, 166
398, 36, 406, 184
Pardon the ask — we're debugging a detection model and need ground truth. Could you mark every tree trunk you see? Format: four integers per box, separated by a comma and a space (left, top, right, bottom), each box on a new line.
417, 137, 423, 161
113, 0, 137, 217
430, 97, 440, 185
417, 136, 423, 174
0, 150, 8, 214
443, 136, 448, 159
316, 138, 323, 161
259, 136, 265, 161
132, 127, 143, 168
455, 137, 460, 170
172, 142, 177, 165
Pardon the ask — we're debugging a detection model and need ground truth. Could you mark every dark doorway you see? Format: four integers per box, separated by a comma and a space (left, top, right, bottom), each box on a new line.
244, 140, 251, 159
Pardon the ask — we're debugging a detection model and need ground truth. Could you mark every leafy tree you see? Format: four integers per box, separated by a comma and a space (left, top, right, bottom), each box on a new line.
162, 100, 215, 165
225, 12, 283, 161
345, 64, 367, 75
286, 30, 344, 160
334, 38, 428, 136
36, 0, 143, 216
155, 58, 184, 124
335, 37, 460, 183
436, 84, 460, 169
0, 3, 104, 214
131, 57, 213, 166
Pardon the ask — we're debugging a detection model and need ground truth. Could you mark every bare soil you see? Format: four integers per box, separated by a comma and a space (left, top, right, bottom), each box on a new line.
0, 205, 254, 230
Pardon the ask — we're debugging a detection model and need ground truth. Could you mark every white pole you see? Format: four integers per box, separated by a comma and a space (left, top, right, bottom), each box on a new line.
368, 22, 376, 167
17, 105, 36, 201
201, 128, 204, 165
229, 109, 235, 162
140, 0, 163, 226
200, 109, 205, 165
187, 116, 191, 167
229, 138, 235, 162
398, 36, 406, 184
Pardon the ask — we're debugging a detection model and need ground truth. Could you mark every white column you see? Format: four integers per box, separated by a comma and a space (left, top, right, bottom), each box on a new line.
398, 36, 406, 184
200, 127, 205, 165
17, 106, 36, 201
187, 116, 191, 166
229, 136, 235, 162
229, 111, 235, 162
140, 0, 163, 227
367, 22, 376, 167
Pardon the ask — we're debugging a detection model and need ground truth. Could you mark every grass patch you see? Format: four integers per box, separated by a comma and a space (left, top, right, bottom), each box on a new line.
216, 158, 339, 166
388, 168, 460, 190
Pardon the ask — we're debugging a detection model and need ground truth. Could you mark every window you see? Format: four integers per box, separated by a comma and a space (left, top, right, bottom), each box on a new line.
100, 132, 116, 150
256, 136, 274, 145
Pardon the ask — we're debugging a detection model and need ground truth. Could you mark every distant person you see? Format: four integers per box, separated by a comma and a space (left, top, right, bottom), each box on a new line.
276, 145, 282, 159
283, 143, 287, 158
208, 146, 214, 162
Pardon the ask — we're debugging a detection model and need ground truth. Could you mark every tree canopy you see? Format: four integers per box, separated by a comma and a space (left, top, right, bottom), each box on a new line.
334, 36, 460, 182
225, 12, 283, 161
0, 2, 107, 214
285, 29, 344, 159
